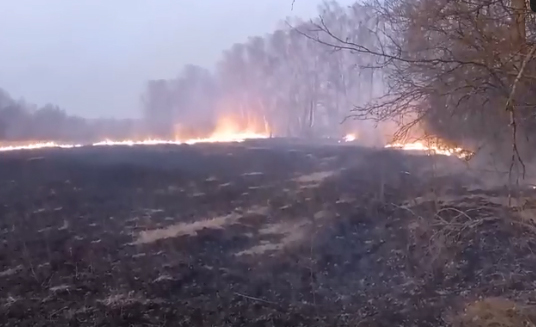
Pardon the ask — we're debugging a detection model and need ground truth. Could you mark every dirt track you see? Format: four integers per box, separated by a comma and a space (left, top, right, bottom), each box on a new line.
1, 140, 535, 326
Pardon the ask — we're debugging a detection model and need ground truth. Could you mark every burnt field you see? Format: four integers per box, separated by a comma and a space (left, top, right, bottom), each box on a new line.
1, 140, 536, 326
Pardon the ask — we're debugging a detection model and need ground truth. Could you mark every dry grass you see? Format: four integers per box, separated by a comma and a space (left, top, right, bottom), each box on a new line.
453, 298, 536, 327
136, 213, 240, 244
235, 220, 310, 256
49, 284, 71, 293
293, 170, 337, 190
99, 291, 146, 308
518, 208, 536, 224
0, 265, 23, 278
1, 295, 19, 309
401, 191, 503, 275
406, 192, 528, 209
402, 184, 536, 285
135, 205, 268, 244
294, 171, 336, 184
242, 172, 264, 176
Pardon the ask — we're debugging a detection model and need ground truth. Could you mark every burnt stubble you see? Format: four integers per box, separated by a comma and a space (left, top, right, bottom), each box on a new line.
0, 140, 535, 327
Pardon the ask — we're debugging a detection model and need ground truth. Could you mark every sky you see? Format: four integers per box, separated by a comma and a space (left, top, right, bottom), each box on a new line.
0, 0, 352, 119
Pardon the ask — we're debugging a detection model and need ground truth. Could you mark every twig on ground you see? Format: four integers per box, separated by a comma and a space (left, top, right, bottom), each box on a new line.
233, 292, 278, 305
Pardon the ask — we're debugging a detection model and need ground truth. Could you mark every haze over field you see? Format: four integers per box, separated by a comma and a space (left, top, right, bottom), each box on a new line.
0, 0, 392, 146
4, 1, 536, 326
0, 0, 353, 119
0, 0, 535, 169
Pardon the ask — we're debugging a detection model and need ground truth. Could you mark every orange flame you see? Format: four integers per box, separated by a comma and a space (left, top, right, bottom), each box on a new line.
385, 141, 471, 158
0, 115, 271, 152
342, 133, 357, 142
0, 142, 83, 152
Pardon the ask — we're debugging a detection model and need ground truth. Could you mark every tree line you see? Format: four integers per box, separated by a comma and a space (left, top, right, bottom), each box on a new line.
141, 1, 386, 144
0, 89, 141, 143
0, 1, 384, 144
144, 0, 536, 163
2, 0, 534, 163
304, 0, 536, 166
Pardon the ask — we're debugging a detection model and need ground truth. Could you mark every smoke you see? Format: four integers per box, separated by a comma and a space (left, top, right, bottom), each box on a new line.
0, 89, 142, 144
136, 2, 394, 145
0, 1, 393, 147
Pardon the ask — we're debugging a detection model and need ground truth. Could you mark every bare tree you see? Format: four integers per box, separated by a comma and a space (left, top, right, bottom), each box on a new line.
302, 0, 536, 169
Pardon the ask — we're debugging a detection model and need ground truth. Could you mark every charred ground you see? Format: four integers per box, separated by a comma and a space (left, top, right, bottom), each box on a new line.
1, 140, 536, 326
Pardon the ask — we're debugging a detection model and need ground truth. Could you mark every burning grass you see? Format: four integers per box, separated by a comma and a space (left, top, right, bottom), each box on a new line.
385, 138, 474, 159
0, 115, 270, 152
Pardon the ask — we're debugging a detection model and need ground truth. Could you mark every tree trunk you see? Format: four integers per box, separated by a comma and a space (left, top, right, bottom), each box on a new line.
511, 0, 526, 46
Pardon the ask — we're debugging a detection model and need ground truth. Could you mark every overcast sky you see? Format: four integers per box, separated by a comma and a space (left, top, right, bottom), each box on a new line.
0, 0, 352, 119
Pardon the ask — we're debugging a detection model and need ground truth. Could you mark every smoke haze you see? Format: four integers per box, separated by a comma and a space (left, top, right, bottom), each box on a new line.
0, 0, 350, 118
0, 0, 391, 144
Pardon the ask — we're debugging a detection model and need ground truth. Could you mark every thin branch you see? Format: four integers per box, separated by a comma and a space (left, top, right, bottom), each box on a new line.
505, 44, 536, 189
234, 292, 278, 305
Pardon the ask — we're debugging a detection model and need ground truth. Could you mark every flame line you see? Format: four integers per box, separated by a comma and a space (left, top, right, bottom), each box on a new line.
0, 134, 270, 152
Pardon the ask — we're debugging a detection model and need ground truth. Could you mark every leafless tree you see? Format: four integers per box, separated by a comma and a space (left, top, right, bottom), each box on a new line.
302, 0, 536, 173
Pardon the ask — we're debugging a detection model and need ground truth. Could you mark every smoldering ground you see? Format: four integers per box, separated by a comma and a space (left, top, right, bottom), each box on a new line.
1, 139, 536, 327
